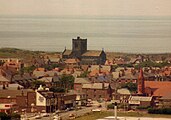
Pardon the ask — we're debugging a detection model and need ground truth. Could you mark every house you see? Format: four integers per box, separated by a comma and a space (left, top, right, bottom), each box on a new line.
0, 74, 9, 85
128, 96, 153, 108
82, 83, 113, 101
112, 88, 131, 104
158, 94, 171, 108
62, 36, 106, 65
74, 78, 90, 92
67, 90, 87, 106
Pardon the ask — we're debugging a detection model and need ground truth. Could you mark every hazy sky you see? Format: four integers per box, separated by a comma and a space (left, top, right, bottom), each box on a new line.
0, 0, 171, 16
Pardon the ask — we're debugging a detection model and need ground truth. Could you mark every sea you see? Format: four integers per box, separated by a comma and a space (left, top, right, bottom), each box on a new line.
0, 16, 171, 53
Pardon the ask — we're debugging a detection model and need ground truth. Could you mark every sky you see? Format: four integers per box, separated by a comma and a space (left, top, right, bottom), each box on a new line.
0, 0, 171, 16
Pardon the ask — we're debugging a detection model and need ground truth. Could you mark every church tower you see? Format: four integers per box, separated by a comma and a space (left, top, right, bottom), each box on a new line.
72, 36, 87, 58
137, 68, 145, 95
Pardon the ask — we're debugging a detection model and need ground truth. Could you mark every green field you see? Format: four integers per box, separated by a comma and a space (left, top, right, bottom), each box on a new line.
75, 111, 171, 120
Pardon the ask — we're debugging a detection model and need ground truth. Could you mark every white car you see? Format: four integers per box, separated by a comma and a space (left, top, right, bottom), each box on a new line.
53, 115, 61, 120
92, 108, 101, 112
41, 113, 49, 117
35, 115, 42, 119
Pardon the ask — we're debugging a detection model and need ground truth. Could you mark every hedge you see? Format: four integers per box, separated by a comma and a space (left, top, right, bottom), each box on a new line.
148, 108, 171, 114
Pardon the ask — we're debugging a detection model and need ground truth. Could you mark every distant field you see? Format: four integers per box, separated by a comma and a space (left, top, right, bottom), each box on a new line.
75, 111, 171, 120
0, 48, 171, 61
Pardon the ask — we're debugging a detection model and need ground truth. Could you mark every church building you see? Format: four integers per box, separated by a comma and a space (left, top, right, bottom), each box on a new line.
62, 36, 106, 65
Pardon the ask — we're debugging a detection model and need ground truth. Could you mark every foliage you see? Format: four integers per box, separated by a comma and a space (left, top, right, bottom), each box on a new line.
0, 112, 20, 120
11, 113, 20, 119
44, 63, 59, 71
148, 108, 171, 114
49, 86, 65, 93
136, 106, 150, 110
78, 71, 90, 78
119, 64, 133, 68
60, 74, 75, 90
0, 112, 10, 120
32, 80, 45, 89
0, 61, 5, 66
135, 61, 170, 69
121, 82, 137, 92
23, 65, 36, 73
107, 103, 114, 109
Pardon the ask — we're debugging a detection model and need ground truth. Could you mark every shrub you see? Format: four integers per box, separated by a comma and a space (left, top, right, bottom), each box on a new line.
11, 113, 20, 119
0, 112, 10, 120
148, 108, 171, 114
107, 103, 114, 109
136, 106, 150, 110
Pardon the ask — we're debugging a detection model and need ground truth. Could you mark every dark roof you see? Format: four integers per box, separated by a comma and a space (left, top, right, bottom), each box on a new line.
82, 50, 102, 57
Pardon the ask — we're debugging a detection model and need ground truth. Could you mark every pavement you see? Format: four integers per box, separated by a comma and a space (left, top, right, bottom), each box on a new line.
97, 116, 171, 120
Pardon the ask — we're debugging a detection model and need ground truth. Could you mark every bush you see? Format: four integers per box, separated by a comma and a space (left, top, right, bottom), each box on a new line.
107, 103, 114, 109
121, 82, 137, 92
0, 112, 10, 120
148, 108, 171, 114
11, 113, 20, 119
136, 106, 150, 110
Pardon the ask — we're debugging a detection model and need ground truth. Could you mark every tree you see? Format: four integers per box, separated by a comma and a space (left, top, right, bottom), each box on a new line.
49, 86, 65, 93
32, 80, 45, 89
121, 82, 137, 92
60, 74, 75, 91
78, 71, 90, 78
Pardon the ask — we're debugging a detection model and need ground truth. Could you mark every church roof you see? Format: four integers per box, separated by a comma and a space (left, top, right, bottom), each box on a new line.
63, 50, 72, 56
82, 50, 102, 57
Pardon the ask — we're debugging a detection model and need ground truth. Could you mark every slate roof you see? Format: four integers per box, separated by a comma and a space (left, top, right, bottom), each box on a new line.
129, 96, 152, 102
38, 77, 53, 83
82, 83, 109, 89
82, 50, 102, 57
0, 83, 24, 90
117, 88, 131, 95
74, 78, 90, 84
0, 75, 9, 82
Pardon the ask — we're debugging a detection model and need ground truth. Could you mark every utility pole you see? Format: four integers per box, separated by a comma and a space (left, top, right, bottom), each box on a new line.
113, 102, 117, 120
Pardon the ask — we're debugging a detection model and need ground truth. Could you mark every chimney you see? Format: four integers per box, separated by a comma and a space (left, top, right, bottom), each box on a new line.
102, 82, 105, 89
137, 68, 145, 95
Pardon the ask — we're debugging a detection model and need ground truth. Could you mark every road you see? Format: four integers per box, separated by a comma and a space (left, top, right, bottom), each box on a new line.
26, 106, 97, 120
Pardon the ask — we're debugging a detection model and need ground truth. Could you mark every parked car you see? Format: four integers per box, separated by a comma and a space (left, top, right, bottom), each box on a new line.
92, 109, 101, 112
86, 104, 92, 107
35, 115, 42, 119
65, 108, 70, 111
41, 113, 49, 117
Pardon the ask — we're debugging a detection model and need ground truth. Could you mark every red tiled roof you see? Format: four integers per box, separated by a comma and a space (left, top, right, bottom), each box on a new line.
145, 81, 171, 97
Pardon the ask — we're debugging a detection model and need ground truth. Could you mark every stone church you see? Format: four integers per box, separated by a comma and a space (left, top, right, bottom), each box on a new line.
62, 36, 106, 65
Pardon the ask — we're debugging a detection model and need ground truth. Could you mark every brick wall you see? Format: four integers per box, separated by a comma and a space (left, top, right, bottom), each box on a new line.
0, 98, 16, 103
82, 88, 110, 100
27, 92, 36, 107
74, 83, 82, 92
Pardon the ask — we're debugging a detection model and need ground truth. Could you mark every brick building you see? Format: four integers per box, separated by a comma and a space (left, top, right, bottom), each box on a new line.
82, 83, 113, 101
0, 89, 76, 113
